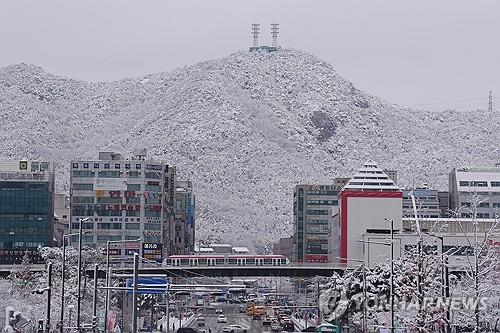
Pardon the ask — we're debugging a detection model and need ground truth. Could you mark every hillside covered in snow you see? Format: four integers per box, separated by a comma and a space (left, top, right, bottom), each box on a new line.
1, 49, 498, 252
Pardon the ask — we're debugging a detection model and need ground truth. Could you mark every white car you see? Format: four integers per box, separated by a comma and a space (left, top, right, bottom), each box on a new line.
217, 315, 228, 323
222, 325, 248, 333
215, 308, 223, 314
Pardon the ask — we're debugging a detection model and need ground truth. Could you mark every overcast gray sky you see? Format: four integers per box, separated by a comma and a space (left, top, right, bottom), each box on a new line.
1, 0, 499, 111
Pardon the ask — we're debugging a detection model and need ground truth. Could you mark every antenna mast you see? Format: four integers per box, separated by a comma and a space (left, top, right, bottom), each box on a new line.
271, 23, 279, 48
251, 24, 260, 48
488, 90, 493, 112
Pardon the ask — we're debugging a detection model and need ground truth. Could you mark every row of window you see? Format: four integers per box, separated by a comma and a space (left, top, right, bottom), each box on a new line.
460, 213, 492, 218
306, 190, 338, 195
72, 170, 162, 179
461, 202, 500, 208
459, 181, 500, 187
70, 222, 161, 230
306, 200, 338, 206
306, 209, 330, 215
73, 162, 144, 170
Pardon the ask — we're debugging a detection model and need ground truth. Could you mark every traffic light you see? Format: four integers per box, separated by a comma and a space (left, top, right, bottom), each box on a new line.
37, 319, 44, 333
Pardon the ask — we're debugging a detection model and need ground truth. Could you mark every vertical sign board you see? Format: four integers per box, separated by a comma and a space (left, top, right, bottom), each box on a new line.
142, 243, 163, 263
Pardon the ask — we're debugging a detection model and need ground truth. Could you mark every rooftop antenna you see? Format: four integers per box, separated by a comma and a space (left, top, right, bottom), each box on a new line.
271, 23, 279, 48
488, 90, 493, 112
251, 23, 260, 48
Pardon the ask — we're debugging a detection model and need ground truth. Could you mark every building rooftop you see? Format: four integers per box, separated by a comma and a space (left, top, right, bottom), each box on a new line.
342, 160, 400, 192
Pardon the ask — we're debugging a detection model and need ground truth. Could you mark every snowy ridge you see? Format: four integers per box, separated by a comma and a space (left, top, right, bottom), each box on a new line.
1, 49, 498, 252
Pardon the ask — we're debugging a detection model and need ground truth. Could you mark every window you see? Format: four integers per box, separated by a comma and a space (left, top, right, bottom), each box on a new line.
97, 235, 122, 242
227, 258, 237, 265
478, 202, 489, 207
125, 223, 140, 230
97, 223, 122, 229
127, 184, 141, 191
145, 172, 161, 179
72, 170, 95, 177
491, 181, 500, 187
125, 164, 130, 169
98, 171, 121, 178
72, 163, 79, 169
128, 171, 140, 178
73, 183, 93, 190
145, 210, 161, 217
145, 184, 161, 192
83, 163, 89, 169
493, 203, 500, 208
246, 258, 256, 265
476, 213, 490, 218
72, 196, 94, 203
136, 164, 142, 169
114, 163, 121, 169
104, 163, 110, 169
145, 223, 161, 230
306, 210, 329, 215
97, 197, 122, 203
126, 197, 140, 204
126, 211, 140, 217
216, 258, 225, 265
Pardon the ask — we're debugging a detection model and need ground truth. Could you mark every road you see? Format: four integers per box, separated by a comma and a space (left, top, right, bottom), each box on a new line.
186, 304, 277, 333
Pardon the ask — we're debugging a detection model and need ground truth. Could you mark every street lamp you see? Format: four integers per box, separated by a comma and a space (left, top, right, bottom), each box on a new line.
60, 231, 90, 333
76, 217, 91, 332
337, 257, 367, 333
104, 238, 142, 333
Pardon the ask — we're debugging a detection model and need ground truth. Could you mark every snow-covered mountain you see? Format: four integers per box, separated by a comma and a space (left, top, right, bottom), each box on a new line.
1, 49, 498, 252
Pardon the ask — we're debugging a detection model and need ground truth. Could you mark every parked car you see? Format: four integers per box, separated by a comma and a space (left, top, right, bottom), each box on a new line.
262, 318, 272, 326
217, 315, 228, 323
222, 325, 248, 333
197, 316, 206, 327
215, 308, 223, 314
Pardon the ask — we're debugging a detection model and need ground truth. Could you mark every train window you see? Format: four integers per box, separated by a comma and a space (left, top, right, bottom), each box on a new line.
246, 258, 256, 265
166, 259, 171, 265
216, 258, 225, 265
263, 258, 273, 265
228, 258, 237, 265
180, 259, 189, 265
280, 258, 287, 265
190, 259, 198, 266
199, 258, 208, 265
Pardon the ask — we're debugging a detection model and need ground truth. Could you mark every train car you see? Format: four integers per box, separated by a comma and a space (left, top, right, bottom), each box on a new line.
166, 254, 290, 267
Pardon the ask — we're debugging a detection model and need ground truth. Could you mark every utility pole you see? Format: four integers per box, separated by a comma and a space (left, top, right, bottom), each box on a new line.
46, 263, 53, 333
93, 264, 98, 333
132, 253, 139, 333
488, 91, 493, 112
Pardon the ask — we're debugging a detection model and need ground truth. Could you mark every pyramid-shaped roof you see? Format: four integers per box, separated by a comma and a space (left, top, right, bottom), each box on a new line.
342, 160, 400, 192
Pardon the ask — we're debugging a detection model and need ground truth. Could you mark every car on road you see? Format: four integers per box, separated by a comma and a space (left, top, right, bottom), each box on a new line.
215, 308, 223, 314
197, 316, 206, 327
222, 324, 249, 333
262, 317, 272, 326
217, 315, 228, 323
271, 322, 281, 332
252, 314, 261, 320
238, 306, 246, 313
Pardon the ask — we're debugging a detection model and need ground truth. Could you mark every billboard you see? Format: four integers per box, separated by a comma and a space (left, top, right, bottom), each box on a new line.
143, 243, 163, 263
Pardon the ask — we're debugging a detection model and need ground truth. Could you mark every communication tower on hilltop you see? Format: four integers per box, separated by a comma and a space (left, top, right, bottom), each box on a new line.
488, 90, 493, 112
251, 23, 260, 48
271, 23, 279, 48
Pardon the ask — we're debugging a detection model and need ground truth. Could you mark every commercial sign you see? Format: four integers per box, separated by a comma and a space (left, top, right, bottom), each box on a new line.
143, 243, 163, 263
19, 161, 28, 170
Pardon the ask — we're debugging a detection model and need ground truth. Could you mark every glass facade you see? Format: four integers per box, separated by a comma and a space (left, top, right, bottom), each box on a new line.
0, 180, 53, 264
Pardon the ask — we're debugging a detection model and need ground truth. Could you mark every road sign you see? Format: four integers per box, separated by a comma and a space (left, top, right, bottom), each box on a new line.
126, 277, 169, 294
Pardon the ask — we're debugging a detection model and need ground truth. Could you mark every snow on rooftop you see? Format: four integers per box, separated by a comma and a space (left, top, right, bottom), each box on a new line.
343, 160, 400, 192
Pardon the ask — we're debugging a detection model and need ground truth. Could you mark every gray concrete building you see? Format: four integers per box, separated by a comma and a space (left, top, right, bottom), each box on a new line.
449, 166, 500, 219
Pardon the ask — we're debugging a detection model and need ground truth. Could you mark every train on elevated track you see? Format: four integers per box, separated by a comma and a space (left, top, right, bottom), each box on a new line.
166, 254, 290, 267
